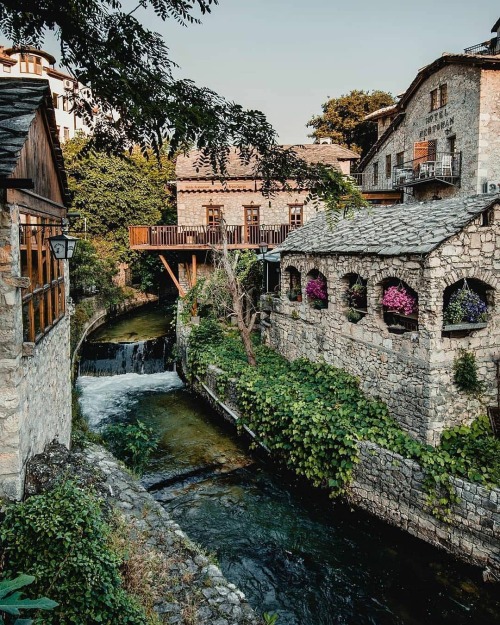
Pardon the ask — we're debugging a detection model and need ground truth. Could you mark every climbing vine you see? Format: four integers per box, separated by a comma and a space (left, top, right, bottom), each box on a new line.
187, 320, 499, 519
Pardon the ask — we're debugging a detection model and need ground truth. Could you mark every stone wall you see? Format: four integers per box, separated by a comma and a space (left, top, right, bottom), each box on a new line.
0, 201, 71, 500
177, 179, 320, 227
264, 204, 500, 444
177, 346, 500, 578
363, 63, 483, 202
348, 441, 500, 578
478, 70, 500, 192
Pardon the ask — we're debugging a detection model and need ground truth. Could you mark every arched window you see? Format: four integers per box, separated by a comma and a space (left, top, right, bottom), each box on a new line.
442, 278, 493, 333
342, 273, 368, 323
380, 278, 418, 333
284, 266, 302, 302
305, 269, 328, 310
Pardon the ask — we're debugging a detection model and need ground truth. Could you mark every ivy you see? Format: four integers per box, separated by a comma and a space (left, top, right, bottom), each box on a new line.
187, 321, 499, 518
453, 349, 484, 396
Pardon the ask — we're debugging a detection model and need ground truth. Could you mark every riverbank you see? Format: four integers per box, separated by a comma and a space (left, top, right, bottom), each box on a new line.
177, 320, 500, 580
21, 441, 260, 625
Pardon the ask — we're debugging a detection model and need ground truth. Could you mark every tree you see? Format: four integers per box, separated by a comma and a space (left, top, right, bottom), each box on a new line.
0, 0, 281, 162
63, 136, 175, 260
307, 90, 395, 157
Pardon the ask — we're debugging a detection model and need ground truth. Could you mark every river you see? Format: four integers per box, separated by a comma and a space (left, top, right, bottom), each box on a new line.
76, 306, 500, 625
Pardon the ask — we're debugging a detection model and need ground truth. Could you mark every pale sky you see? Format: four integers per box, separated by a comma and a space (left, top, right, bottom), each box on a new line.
41, 1, 500, 143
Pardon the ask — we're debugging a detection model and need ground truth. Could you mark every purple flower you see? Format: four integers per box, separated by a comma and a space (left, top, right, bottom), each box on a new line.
306, 277, 328, 301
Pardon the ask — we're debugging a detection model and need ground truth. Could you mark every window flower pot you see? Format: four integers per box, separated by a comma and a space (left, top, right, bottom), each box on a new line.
443, 322, 487, 332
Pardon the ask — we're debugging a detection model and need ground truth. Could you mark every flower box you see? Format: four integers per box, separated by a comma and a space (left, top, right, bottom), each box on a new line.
442, 322, 487, 332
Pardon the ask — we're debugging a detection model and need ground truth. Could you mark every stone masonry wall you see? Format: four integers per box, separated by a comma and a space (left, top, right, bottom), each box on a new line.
265, 204, 500, 444
0, 201, 71, 500
348, 441, 500, 577
363, 64, 481, 202
478, 70, 500, 191
177, 180, 320, 227
176, 337, 500, 578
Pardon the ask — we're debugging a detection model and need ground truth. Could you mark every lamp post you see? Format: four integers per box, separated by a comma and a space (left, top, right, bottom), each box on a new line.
259, 240, 269, 294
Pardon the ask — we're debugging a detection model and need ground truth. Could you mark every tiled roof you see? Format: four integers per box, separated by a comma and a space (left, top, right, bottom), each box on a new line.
176, 144, 360, 179
0, 78, 68, 201
364, 104, 398, 121
275, 194, 500, 256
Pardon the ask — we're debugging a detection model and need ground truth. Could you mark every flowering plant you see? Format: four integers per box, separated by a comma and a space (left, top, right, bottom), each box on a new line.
306, 277, 327, 302
381, 285, 416, 316
444, 287, 488, 324
346, 283, 366, 308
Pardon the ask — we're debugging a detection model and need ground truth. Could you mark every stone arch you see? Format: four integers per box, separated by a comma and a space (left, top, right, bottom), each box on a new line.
442, 277, 494, 329
342, 272, 368, 323
372, 266, 421, 293
380, 276, 419, 333
442, 267, 499, 291
283, 265, 302, 301
305, 267, 329, 309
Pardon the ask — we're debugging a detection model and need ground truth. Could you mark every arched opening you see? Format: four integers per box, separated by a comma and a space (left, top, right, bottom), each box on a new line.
305, 269, 328, 310
442, 278, 493, 333
380, 278, 418, 333
342, 273, 368, 323
284, 266, 302, 302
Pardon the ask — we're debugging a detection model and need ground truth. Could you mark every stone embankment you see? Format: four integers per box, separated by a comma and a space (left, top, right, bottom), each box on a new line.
181, 349, 500, 581
25, 443, 259, 625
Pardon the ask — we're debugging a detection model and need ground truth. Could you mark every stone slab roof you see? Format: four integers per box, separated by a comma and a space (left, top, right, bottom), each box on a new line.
176, 144, 360, 179
0, 78, 68, 200
275, 194, 500, 256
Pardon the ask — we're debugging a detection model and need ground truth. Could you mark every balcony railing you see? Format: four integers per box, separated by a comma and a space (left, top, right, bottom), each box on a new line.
464, 37, 500, 55
129, 224, 294, 249
351, 172, 397, 193
392, 152, 461, 189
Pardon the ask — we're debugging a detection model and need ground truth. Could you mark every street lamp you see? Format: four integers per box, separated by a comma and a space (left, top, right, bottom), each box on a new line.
48, 221, 78, 260
259, 240, 269, 293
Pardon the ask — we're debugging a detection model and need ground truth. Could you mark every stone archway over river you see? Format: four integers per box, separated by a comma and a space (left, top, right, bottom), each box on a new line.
76, 306, 500, 625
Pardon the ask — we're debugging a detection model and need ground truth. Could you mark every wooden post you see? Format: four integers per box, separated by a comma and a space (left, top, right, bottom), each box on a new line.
159, 255, 186, 297
191, 254, 197, 316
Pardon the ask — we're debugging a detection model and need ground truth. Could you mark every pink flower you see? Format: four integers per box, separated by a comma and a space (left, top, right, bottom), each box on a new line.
381, 285, 416, 316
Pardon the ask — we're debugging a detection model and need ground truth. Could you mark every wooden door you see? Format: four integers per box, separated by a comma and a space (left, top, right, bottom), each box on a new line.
244, 205, 260, 243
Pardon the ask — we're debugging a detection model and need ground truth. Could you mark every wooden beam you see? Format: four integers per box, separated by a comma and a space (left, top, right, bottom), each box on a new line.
159, 255, 186, 297
0, 178, 34, 189
191, 254, 197, 316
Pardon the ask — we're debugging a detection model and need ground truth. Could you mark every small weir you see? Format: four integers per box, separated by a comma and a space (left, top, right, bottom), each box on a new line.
77, 306, 500, 625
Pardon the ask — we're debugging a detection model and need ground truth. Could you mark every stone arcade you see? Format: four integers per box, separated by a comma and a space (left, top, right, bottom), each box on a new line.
265, 194, 500, 445
0, 78, 71, 499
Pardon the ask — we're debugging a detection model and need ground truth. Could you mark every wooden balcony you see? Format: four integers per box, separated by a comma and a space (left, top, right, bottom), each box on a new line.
129, 224, 294, 250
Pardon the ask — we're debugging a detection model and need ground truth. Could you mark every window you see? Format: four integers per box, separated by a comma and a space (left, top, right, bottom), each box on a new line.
373, 162, 379, 186
3, 64, 11, 73
385, 154, 392, 179
448, 135, 456, 154
62, 96, 69, 112
206, 205, 221, 226
430, 89, 438, 111
63, 127, 70, 142
439, 84, 448, 107
20, 54, 42, 75
52, 93, 59, 109
289, 204, 303, 228
19, 216, 66, 344
396, 151, 405, 167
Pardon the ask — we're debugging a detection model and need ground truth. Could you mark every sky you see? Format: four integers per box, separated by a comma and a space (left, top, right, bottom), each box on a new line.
42, 0, 500, 144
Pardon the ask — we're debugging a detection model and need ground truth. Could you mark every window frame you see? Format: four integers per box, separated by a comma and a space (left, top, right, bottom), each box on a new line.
430, 88, 438, 111
205, 205, 222, 227
385, 154, 392, 179
288, 203, 303, 228
439, 83, 448, 107
373, 162, 379, 186
19, 215, 66, 344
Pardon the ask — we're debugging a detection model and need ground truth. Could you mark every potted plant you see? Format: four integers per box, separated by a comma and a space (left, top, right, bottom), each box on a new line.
306, 276, 328, 309
346, 307, 362, 323
381, 285, 416, 316
288, 288, 301, 302
443, 283, 488, 329
347, 282, 366, 308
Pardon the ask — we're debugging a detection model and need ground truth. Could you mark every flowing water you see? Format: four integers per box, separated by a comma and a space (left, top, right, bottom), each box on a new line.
77, 307, 500, 625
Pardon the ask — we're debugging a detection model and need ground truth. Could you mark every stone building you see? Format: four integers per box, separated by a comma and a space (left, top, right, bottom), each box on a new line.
130, 143, 359, 294
0, 78, 72, 499
265, 194, 500, 445
357, 18, 500, 204
0, 45, 91, 144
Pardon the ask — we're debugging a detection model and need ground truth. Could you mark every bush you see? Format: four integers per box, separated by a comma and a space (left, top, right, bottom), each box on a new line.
102, 422, 159, 476
453, 349, 483, 396
0, 481, 149, 625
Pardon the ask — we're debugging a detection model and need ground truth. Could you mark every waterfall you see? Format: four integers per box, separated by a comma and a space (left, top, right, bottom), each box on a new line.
79, 336, 173, 376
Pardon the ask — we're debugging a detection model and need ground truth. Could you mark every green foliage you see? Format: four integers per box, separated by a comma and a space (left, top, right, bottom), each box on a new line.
63, 138, 175, 262
262, 612, 279, 625
0, 574, 57, 625
179, 279, 207, 324
102, 422, 159, 476
187, 326, 499, 519
0, 482, 149, 625
70, 298, 97, 356
307, 165, 367, 224
307, 89, 395, 156
69, 239, 123, 304
453, 349, 484, 396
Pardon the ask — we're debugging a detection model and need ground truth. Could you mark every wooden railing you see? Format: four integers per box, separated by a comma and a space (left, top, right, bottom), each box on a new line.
129, 224, 294, 249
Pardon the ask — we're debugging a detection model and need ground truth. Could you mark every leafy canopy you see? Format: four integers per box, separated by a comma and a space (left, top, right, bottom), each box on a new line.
307, 90, 395, 157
